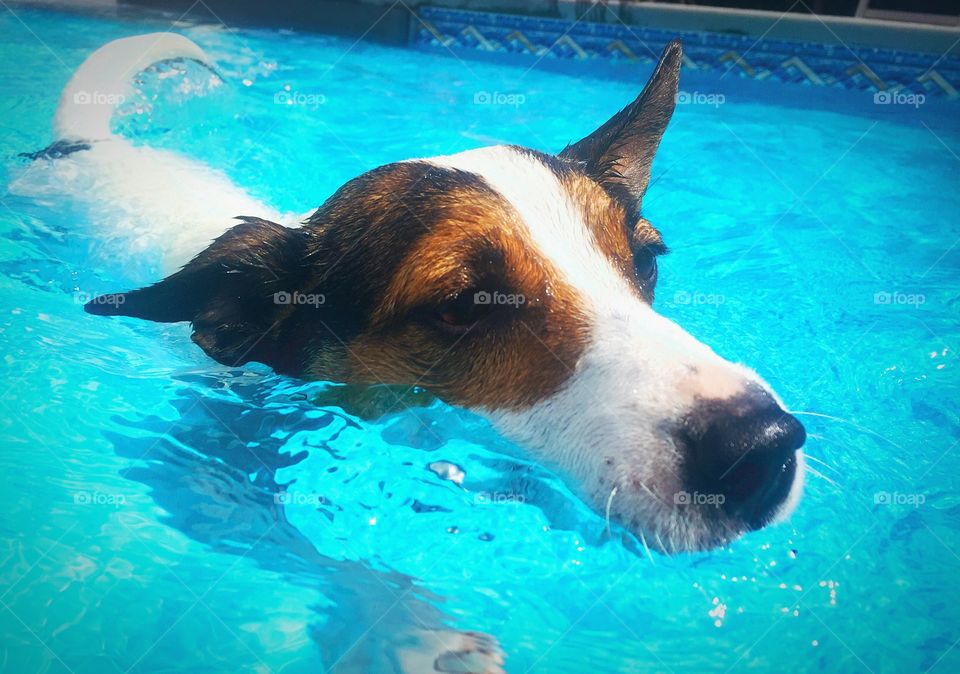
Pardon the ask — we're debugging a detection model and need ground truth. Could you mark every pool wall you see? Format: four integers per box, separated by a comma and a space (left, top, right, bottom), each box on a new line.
13, 0, 960, 99
410, 5, 960, 99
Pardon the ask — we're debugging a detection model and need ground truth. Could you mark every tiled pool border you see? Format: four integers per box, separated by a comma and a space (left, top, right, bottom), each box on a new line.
411, 6, 960, 100
14, 0, 959, 100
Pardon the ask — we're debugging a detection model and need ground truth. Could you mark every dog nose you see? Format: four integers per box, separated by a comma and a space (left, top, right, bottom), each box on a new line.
683, 386, 806, 526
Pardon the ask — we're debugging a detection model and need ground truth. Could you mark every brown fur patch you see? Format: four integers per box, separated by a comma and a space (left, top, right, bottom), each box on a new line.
319, 151, 671, 411
332, 163, 591, 411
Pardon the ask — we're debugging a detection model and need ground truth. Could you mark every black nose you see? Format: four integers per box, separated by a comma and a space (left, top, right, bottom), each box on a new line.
682, 386, 806, 526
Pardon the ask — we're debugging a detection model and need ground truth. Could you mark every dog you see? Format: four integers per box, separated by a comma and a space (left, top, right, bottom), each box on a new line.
17, 30, 806, 671
45, 32, 806, 554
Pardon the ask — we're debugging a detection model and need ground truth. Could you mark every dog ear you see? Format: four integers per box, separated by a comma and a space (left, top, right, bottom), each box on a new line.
85, 217, 316, 373
560, 39, 682, 218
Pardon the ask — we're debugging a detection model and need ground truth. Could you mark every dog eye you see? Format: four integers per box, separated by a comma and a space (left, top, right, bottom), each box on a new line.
633, 249, 658, 287
433, 290, 492, 334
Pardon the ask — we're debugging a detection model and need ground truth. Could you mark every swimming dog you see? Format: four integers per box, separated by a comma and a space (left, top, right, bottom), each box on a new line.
29, 32, 806, 562
13, 30, 809, 674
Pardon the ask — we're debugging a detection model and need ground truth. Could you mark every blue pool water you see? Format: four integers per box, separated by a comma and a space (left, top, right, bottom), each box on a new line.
2, 5, 959, 674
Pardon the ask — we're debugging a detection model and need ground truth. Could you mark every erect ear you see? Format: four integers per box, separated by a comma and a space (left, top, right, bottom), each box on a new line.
85, 217, 319, 374
559, 39, 682, 219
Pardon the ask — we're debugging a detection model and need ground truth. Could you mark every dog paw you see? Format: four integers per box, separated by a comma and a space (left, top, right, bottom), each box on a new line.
397, 629, 506, 674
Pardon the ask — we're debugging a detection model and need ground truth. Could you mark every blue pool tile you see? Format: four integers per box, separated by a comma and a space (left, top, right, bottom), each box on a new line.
415, 6, 960, 99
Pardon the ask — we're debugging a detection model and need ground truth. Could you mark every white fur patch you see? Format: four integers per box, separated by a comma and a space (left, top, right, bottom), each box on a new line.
10, 139, 290, 279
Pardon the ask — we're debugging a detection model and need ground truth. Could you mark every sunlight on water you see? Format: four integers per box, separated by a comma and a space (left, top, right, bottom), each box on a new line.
1, 5, 959, 674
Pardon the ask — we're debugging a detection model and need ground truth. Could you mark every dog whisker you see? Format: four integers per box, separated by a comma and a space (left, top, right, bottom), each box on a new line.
604, 485, 619, 538
803, 454, 839, 475
635, 479, 662, 506
789, 410, 904, 450
718, 517, 741, 547
805, 466, 839, 488
638, 531, 656, 565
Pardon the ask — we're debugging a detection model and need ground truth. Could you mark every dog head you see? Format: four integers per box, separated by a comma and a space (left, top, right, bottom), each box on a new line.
87, 40, 805, 552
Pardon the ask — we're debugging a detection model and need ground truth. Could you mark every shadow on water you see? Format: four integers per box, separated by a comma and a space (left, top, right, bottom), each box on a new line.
103, 368, 461, 672
99, 364, 631, 671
